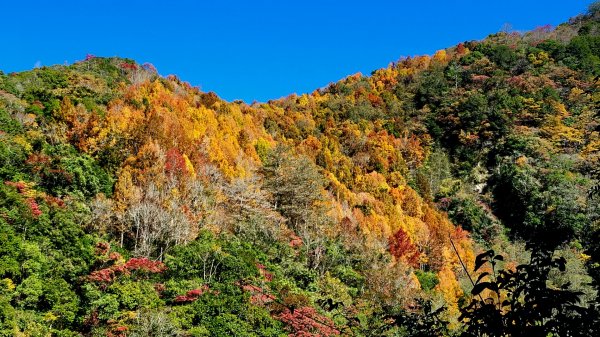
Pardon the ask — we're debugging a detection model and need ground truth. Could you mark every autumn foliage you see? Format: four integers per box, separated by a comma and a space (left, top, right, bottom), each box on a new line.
4, 7, 600, 335
88, 244, 167, 283
173, 285, 211, 303
389, 228, 420, 267
274, 307, 340, 337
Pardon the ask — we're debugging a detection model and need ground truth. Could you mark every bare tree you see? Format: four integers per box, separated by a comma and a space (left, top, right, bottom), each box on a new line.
126, 177, 215, 260
221, 172, 284, 245
129, 309, 182, 337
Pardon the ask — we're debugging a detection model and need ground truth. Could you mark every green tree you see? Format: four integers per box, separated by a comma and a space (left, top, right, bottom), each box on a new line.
262, 146, 334, 272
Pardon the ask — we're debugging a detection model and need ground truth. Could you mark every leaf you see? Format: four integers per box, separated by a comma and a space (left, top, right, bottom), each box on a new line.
474, 250, 494, 272
476, 272, 490, 284
560, 281, 572, 290
471, 281, 494, 296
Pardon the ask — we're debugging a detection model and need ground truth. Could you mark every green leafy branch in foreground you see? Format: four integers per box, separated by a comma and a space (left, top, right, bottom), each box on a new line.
459, 247, 600, 337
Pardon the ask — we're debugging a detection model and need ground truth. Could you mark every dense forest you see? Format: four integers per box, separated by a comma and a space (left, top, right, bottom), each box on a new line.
2, 4, 600, 337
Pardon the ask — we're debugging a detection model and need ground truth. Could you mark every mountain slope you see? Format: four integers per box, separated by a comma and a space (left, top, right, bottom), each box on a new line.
1, 6, 600, 337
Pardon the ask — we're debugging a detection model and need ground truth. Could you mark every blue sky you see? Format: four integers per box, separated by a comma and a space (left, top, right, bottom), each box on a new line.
0, 1, 593, 102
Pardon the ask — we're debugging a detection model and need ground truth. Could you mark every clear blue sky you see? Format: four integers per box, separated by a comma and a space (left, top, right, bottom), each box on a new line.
0, 1, 593, 102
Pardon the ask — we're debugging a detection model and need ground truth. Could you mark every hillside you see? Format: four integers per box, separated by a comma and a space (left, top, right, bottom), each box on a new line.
1, 5, 600, 337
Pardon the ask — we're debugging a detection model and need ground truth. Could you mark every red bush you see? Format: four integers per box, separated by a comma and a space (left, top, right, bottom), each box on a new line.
5, 181, 27, 193
242, 284, 276, 305
25, 153, 51, 173
275, 307, 340, 337
289, 234, 303, 248
174, 285, 210, 303
43, 195, 65, 208
173, 295, 192, 303
107, 325, 128, 337
26, 198, 42, 218
257, 263, 274, 281
125, 257, 167, 273
87, 257, 166, 284
108, 252, 122, 261
88, 268, 115, 283
120, 62, 138, 71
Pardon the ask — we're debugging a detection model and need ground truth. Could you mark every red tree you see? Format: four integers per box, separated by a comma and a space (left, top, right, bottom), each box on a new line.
165, 147, 187, 176
389, 228, 420, 267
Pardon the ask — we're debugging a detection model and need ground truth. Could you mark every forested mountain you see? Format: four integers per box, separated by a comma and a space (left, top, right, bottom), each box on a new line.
2, 4, 600, 337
